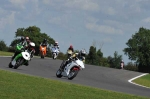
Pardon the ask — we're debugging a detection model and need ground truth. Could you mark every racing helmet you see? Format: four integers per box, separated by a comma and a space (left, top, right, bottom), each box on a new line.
26, 36, 29, 40
43, 39, 47, 43
55, 41, 58, 45
29, 42, 35, 48
21, 36, 25, 41
70, 45, 73, 48
79, 49, 86, 60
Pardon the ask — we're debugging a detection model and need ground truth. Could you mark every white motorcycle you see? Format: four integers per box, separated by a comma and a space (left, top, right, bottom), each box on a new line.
56, 57, 85, 80
51, 46, 59, 59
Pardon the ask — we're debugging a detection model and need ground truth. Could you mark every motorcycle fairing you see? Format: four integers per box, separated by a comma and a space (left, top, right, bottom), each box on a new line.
22, 52, 30, 61
75, 60, 85, 69
63, 61, 79, 76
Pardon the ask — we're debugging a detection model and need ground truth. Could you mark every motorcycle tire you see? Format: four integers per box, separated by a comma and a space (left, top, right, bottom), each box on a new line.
8, 62, 13, 68
41, 55, 44, 59
56, 69, 62, 78
68, 70, 78, 80
60, 60, 65, 68
14, 58, 24, 69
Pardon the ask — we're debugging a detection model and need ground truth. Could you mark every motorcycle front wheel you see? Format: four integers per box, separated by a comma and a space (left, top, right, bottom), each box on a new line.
68, 70, 79, 80
14, 58, 24, 69
8, 62, 13, 68
41, 55, 44, 59
56, 69, 62, 78
53, 53, 56, 59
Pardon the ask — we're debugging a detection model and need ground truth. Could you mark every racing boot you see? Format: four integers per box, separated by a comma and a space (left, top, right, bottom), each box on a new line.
24, 61, 29, 66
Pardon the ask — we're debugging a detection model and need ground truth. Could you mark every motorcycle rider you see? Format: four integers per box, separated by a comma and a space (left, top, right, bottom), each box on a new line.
53, 41, 59, 49
120, 60, 124, 69
51, 41, 60, 52
61, 49, 86, 70
11, 36, 29, 60
25, 36, 31, 45
67, 45, 74, 52
24, 42, 36, 66
40, 39, 49, 51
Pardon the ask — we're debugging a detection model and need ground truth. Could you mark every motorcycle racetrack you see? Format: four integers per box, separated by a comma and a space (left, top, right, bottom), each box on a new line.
0, 57, 150, 98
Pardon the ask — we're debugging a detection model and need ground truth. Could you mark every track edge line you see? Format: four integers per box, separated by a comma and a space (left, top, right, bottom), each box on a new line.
128, 73, 150, 89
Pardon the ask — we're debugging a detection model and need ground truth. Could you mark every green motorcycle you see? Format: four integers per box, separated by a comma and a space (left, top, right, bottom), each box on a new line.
11, 43, 25, 60
9, 42, 35, 69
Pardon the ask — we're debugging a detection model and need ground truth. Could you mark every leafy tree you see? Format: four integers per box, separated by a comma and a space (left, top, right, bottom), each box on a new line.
98, 57, 110, 67
0, 40, 7, 51
96, 49, 103, 65
97, 49, 103, 58
108, 51, 122, 69
107, 56, 114, 67
86, 46, 97, 65
123, 27, 150, 73
113, 51, 122, 68
10, 39, 20, 47
10, 26, 55, 55
124, 62, 138, 71
57, 52, 67, 60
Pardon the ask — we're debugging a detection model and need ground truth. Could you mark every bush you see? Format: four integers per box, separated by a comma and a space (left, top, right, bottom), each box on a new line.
124, 62, 138, 71
124, 65, 138, 71
57, 52, 67, 60
8, 47, 15, 52
0, 40, 8, 51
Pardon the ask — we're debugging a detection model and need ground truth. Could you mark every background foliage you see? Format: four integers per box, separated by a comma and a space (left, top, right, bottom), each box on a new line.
1, 26, 150, 73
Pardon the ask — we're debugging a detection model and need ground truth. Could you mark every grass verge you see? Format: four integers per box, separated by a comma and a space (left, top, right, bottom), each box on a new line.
0, 69, 149, 99
0, 51, 13, 56
133, 74, 150, 88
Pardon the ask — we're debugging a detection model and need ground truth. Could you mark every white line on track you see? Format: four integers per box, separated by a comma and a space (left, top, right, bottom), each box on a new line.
128, 73, 150, 89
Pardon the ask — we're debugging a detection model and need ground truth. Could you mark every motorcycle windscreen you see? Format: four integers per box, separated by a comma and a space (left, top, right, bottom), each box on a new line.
76, 60, 85, 69
22, 52, 30, 61
51, 47, 56, 52
52, 47, 59, 53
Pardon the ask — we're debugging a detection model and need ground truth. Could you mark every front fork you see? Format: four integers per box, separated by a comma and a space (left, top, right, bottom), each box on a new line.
11, 53, 27, 66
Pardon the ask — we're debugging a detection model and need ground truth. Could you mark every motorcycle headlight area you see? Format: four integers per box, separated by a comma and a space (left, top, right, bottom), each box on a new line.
42, 48, 44, 50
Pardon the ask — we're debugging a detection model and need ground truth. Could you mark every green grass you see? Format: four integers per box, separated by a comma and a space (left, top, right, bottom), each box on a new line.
0, 69, 149, 99
133, 74, 150, 88
0, 51, 14, 56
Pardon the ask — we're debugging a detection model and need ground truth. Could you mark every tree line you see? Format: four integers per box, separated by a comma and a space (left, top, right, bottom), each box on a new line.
0, 26, 149, 73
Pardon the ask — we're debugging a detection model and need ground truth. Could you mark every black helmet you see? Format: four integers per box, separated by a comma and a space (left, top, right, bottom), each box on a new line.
43, 39, 47, 42
21, 36, 25, 41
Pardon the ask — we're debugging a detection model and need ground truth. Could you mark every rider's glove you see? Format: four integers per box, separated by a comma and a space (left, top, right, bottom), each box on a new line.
69, 57, 73, 60
21, 48, 25, 51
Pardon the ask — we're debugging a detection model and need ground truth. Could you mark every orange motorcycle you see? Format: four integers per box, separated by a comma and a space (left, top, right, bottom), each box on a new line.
39, 45, 47, 59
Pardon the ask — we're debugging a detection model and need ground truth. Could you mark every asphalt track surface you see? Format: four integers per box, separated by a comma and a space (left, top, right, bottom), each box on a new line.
0, 57, 150, 98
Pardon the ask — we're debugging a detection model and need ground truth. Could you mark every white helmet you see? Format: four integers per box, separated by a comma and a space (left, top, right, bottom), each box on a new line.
29, 42, 35, 47
55, 41, 58, 44
80, 49, 86, 57
26, 36, 29, 40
